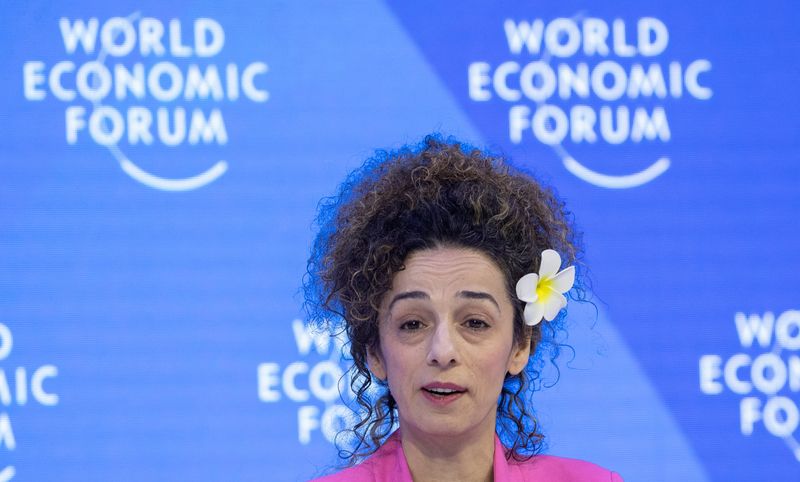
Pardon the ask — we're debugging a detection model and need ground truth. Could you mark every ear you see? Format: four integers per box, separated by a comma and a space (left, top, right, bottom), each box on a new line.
367, 346, 387, 381
507, 337, 531, 376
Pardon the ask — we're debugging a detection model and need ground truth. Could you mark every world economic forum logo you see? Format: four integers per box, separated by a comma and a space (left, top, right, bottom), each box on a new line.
258, 319, 357, 446
22, 13, 268, 191
699, 310, 800, 463
0, 322, 59, 482
467, 15, 711, 189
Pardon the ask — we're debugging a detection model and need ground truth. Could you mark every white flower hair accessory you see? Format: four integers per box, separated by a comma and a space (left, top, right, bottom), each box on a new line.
515, 249, 576, 326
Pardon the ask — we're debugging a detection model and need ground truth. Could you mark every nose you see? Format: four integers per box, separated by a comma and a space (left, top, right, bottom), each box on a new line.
427, 322, 458, 367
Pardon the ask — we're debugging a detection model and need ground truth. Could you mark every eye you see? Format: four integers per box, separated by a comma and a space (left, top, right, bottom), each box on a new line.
399, 319, 424, 331
464, 318, 490, 330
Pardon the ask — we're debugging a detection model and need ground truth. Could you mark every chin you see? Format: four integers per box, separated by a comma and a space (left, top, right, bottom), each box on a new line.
411, 421, 470, 438
404, 411, 485, 439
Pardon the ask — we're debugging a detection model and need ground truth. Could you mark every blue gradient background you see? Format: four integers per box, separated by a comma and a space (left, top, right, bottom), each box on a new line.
0, 1, 798, 481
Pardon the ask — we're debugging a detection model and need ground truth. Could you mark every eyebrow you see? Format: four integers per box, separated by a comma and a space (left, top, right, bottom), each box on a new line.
386, 290, 500, 312
457, 290, 500, 311
387, 291, 429, 312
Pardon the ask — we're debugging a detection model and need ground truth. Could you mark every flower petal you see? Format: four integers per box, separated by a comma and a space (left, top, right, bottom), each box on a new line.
538, 249, 561, 279
523, 302, 544, 326
549, 266, 575, 294
542, 291, 567, 321
515, 273, 539, 303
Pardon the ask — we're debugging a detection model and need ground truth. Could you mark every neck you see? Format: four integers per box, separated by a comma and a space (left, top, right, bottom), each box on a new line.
399, 421, 496, 482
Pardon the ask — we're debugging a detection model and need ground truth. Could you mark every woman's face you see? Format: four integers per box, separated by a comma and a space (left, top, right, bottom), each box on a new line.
369, 246, 530, 441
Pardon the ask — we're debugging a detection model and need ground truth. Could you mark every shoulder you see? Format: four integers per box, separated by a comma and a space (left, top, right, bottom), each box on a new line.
310, 463, 373, 482
309, 453, 392, 482
308, 433, 407, 482
511, 454, 623, 481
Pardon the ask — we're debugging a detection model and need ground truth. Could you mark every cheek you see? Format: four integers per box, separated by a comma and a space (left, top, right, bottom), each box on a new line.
381, 343, 417, 393
384, 361, 419, 413
478, 342, 518, 391
490, 356, 513, 389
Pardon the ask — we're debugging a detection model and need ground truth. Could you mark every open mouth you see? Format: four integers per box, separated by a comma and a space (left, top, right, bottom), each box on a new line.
423, 387, 463, 396
422, 384, 466, 400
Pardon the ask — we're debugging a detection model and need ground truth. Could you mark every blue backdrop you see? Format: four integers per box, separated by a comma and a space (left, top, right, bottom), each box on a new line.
1, 1, 798, 481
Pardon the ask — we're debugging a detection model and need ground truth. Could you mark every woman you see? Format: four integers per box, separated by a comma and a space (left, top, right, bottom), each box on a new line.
306, 136, 621, 481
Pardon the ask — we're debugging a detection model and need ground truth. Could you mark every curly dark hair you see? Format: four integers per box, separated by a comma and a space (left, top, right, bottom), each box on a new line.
305, 135, 582, 463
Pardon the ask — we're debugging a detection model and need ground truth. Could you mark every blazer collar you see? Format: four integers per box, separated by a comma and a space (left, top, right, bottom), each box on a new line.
386, 431, 514, 482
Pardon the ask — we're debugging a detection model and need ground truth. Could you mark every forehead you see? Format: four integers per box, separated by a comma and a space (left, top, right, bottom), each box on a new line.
391, 247, 507, 293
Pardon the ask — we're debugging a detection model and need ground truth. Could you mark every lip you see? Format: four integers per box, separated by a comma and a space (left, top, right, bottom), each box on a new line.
422, 382, 466, 391
420, 382, 467, 407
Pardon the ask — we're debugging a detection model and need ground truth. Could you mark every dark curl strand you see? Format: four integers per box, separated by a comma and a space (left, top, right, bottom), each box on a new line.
305, 135, 583, 464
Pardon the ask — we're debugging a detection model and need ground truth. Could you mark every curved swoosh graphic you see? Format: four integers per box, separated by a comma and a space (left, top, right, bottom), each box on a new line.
563, 157, 671, 189
93, 11, 227, 192
524, 16, 671, 190
119, 159, 228, 191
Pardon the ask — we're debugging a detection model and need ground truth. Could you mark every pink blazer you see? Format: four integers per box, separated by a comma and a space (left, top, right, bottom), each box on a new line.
311, 432, 622, 481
